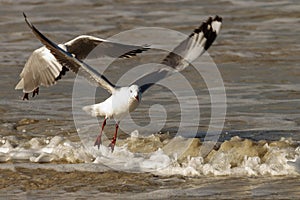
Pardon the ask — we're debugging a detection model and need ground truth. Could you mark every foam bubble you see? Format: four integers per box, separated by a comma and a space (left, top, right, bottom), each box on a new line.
0, 134, 299, 176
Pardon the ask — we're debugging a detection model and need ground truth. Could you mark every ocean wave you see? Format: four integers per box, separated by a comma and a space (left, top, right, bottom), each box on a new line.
0, 132, 299, 176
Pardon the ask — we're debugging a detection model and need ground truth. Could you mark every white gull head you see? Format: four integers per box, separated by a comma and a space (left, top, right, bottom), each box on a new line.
127, 84, 141, 112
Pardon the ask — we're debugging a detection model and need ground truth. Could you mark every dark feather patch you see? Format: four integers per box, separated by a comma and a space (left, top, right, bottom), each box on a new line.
54, 66, 69, 81
119, 47, 150, 58
190, 15, 222, 50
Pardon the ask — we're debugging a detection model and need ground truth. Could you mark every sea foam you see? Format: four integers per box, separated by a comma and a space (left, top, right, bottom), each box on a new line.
0, 132, 299, 176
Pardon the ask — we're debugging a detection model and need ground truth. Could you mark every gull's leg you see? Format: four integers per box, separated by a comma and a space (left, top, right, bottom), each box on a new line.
108, 122, 119, 152
94, 118, 107, 149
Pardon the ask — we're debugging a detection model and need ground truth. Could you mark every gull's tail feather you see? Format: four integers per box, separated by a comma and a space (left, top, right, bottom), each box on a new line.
83, 104, 100, 117
15, 79, 24, 90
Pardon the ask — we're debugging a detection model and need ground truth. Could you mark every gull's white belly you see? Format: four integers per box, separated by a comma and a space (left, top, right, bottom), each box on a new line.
98, 94, 139, 120
83, 86, 141, 121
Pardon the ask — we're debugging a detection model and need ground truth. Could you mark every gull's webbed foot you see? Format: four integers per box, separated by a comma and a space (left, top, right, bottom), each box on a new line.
94, 134, 102, 149
108, 138, 116, 152
22, 93, 29, 100
32, 87, 39, 97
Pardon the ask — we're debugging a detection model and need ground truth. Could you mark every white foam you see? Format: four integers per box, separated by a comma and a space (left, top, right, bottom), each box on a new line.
140, 148, 171, 170
288, 156, 300, 173
0, 134, 299, 176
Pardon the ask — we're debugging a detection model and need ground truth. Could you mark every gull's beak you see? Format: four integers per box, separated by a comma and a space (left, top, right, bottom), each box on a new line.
135, 95, 139, 102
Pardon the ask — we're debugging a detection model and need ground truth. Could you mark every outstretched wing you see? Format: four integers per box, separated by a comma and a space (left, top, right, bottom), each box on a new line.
64, 35, 149, 60
15, 46, 66, 93
16, 17, 149, 96
133, 16, 222, 93
22, 13, 116, 94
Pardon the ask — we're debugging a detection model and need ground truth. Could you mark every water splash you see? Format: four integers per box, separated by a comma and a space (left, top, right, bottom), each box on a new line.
0, 132, 299, 176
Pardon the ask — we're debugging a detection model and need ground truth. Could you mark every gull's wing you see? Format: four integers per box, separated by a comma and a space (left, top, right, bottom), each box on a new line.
22, 13, 116, 94
15, 19, 149, 98
133, 16, 222, 93
15, 46, 66, 93
64, 35, 149, 60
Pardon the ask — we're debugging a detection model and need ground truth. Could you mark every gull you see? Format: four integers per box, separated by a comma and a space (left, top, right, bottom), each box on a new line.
22, 13, 222, 151
15, 26, 149, 100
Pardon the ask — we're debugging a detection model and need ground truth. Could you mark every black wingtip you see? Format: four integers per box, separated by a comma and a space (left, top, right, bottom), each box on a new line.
23, 12, 28, 25
214, 15, 222, 22
190, 15, 223, 50
23, 12, 32, 29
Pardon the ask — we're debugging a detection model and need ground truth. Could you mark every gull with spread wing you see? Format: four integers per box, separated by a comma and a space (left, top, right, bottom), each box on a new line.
22, 13, 222, 151
16, 23, 149, 100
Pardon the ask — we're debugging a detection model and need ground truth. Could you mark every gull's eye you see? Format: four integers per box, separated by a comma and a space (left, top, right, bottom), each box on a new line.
130, 90, 132, 93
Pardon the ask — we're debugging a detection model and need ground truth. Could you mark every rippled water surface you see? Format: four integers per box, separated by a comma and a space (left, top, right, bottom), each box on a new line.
0, 0, 300, 199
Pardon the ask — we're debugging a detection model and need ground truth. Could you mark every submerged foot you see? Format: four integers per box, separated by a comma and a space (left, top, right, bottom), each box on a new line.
94, 135, 102, 149
108, 138, 116, 152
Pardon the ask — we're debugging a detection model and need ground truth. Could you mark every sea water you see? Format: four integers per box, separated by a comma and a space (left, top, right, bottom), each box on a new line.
0, 0, 299, 199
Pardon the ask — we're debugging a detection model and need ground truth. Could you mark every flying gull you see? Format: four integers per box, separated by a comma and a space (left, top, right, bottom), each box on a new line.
22, 13, 222, 151
15, 26, 149, 100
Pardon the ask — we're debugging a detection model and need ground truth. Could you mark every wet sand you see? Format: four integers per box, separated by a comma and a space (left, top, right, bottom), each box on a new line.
1, 168, 300, 199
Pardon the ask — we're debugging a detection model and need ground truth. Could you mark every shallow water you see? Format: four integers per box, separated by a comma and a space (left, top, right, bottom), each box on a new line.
0, 0, 300, 199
